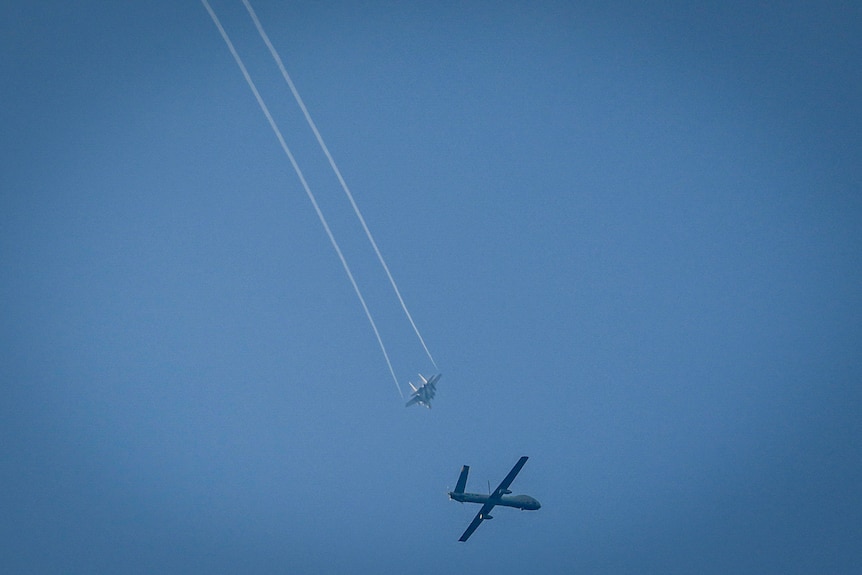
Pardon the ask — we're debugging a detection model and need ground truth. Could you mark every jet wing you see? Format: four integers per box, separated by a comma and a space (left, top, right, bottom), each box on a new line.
458, 456, 529, 542
405, 395, 421, 407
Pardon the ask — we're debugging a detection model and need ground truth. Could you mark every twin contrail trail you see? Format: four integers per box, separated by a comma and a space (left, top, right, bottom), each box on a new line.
200, 0, 403, 397
240, 0, 438, 372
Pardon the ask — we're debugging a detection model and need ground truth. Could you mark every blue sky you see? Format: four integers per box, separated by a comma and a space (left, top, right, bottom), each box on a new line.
2, 1, 861, 573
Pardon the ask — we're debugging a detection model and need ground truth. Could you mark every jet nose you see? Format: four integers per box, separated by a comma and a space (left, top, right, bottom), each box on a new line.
534, 499, 542, 510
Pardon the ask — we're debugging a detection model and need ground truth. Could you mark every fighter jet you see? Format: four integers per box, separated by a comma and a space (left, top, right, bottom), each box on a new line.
404, 373, 441, 408
448, 456, 541, 541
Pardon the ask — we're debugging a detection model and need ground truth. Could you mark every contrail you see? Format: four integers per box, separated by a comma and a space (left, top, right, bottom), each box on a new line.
241, 0, 439, 372
200, 0, 403, 397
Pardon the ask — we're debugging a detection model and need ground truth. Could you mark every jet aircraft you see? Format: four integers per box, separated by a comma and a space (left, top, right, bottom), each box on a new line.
448, 456, 541, 541
405, 373, 441, 408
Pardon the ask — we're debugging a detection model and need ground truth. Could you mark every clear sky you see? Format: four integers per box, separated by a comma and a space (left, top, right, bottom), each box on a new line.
2, 1, 861, 573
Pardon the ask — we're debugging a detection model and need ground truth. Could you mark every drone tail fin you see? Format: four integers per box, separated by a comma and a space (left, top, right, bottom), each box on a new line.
453, 465, 469, 494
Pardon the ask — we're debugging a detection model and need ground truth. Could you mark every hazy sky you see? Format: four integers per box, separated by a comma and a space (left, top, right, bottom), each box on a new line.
2, 1, 860, 573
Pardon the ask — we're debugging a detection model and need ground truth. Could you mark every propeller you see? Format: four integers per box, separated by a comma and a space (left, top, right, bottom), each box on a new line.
447, 485, 465, 504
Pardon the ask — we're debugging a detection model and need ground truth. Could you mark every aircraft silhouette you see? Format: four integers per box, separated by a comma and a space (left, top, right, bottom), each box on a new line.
405, 373, 440, 408
448, 456, 540, 541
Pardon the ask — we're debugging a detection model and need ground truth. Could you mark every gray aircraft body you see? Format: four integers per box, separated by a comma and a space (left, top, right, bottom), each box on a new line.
448, 456, 541, 541
405, 373, 440, 408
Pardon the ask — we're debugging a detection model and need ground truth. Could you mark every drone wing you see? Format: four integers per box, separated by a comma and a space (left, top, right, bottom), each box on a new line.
491, 456, 528, 498
459, 500, 496, 542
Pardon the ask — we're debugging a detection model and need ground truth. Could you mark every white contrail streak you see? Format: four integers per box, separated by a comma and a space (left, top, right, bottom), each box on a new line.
241, 0, 439, 372
200, 0, 403, 397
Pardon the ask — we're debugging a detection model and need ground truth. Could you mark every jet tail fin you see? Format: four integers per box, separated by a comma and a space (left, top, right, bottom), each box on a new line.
454, 465, 469, 494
